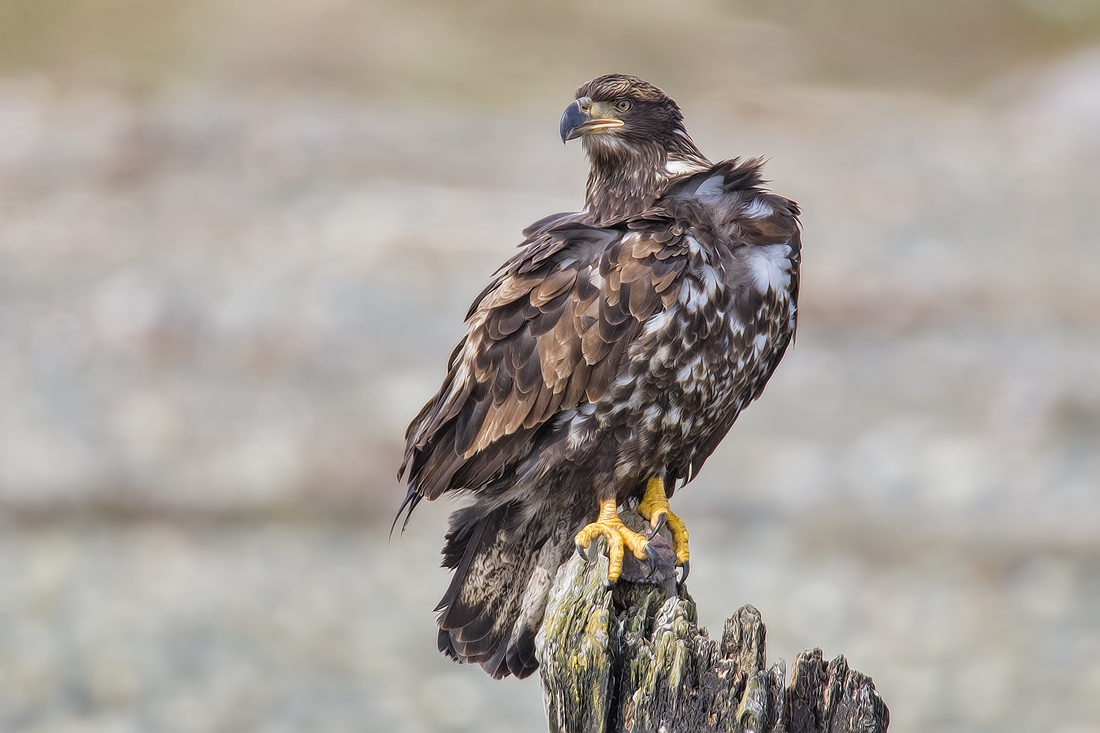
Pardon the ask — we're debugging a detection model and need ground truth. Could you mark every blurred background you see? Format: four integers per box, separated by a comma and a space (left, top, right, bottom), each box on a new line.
2, 0, 1100, 731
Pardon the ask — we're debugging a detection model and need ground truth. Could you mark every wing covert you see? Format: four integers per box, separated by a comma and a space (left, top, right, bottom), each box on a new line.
399, 222, 688, 502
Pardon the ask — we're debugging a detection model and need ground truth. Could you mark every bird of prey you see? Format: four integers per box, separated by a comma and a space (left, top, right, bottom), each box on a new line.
398, 74, 801, 679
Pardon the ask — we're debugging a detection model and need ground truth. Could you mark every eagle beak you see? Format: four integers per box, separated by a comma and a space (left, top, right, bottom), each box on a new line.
559, 99, 625, 143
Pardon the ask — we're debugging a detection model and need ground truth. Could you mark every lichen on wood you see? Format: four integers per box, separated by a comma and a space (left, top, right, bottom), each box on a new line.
535, 518, 890, 733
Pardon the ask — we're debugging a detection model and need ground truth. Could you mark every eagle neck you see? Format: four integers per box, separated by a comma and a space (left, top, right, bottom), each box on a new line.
584, 139, 709, 226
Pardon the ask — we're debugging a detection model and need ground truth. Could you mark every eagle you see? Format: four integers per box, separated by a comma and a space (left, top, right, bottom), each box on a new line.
398, 74, 801, 679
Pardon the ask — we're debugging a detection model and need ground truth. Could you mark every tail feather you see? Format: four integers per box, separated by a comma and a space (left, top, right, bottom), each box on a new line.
505, 626, 539, 679
435, 505, 495, 616
434, 497, 576, 679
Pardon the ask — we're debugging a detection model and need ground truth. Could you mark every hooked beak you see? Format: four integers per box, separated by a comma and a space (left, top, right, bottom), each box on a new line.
559, 98, 625, 143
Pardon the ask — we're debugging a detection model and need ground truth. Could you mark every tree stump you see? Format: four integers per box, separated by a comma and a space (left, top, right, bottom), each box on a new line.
535, 516, 889, 733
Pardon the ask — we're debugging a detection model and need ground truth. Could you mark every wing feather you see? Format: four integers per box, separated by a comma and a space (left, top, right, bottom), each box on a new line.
400, 221, 690, 501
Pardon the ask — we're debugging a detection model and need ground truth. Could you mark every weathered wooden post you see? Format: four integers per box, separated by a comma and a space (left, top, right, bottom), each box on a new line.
536, 514, 889, 733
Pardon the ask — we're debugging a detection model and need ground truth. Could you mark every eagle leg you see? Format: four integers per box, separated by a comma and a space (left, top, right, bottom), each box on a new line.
574, 498, 652, 583
637, 477, 691, 570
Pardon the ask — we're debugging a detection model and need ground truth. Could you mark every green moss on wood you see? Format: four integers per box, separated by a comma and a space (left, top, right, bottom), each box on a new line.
536, 523, 890, 733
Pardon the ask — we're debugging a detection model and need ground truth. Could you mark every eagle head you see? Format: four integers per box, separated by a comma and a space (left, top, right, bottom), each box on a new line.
561, 74, 708, 223
560, 74, 688, 156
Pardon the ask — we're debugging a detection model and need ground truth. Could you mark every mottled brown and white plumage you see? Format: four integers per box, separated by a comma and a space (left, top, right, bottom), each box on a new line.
398, 74, 801, 679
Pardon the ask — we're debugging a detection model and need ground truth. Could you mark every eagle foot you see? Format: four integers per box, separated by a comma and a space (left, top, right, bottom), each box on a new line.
637, 477, 691, 570
574, 498, 653, 583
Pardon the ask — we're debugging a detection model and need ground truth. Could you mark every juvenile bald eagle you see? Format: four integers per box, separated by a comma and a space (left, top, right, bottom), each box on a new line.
398, 74, 801, 679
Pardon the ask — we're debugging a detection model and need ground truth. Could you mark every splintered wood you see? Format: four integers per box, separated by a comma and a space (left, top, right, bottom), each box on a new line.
537, 534, 890, 733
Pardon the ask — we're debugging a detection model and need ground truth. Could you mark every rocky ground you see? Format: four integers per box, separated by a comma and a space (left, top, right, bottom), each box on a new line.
2, 31, 1100, 733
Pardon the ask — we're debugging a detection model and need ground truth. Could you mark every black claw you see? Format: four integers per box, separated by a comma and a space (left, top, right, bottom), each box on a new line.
650, 512, 668, 538
679, 560, 690, 583
575, 543, 589, 562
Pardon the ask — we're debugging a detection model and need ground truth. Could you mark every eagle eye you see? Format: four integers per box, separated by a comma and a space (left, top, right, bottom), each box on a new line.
615, 99, 632, 112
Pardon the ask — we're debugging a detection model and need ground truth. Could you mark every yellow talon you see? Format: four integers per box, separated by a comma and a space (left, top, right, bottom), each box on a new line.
637, 477, 691, 568
574, 498, 651, 582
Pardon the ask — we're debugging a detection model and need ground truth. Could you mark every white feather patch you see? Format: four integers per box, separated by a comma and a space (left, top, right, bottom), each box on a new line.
643, 309, 673, 335
700, 265, 720, 298
587, 268, 606, 290
742, 198, 774, 219
746, 243, 793, 294
666, 159, 704, 176
677, 282, 706, 312
684, 234, 709, 261
692, 174, 725, 200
